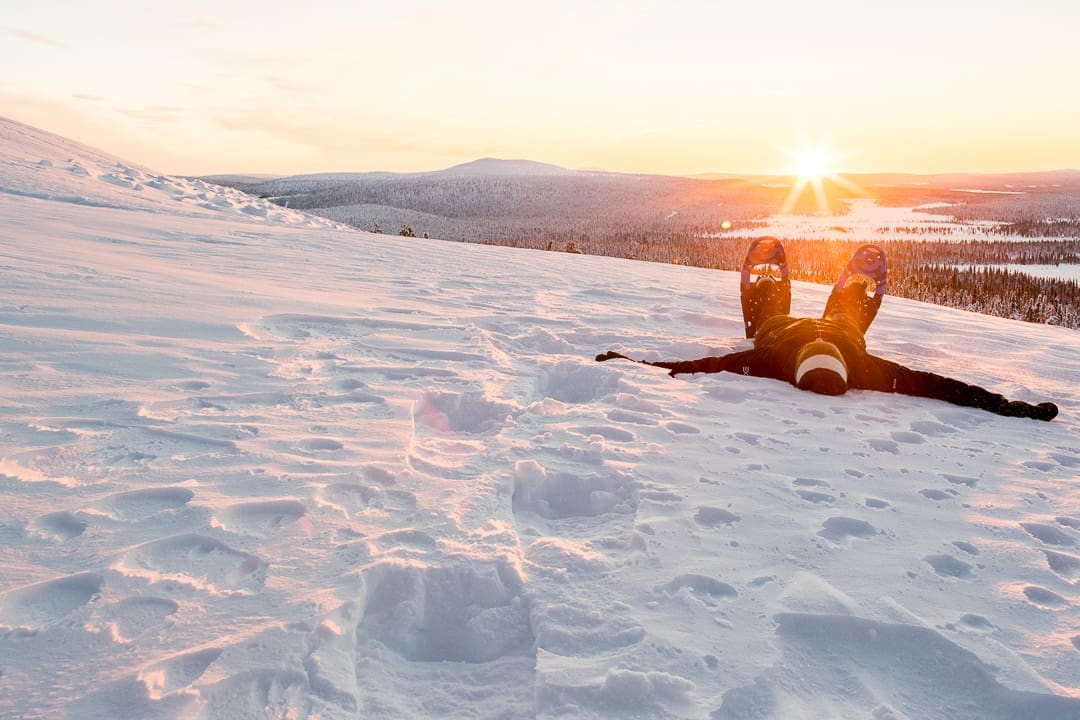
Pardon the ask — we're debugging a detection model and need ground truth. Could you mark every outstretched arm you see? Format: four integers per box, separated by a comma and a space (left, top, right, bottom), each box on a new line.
596, 349, 759, 377
855, 355, 1058, 421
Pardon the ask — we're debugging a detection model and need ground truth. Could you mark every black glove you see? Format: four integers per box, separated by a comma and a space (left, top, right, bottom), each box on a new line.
1034, 402, 1059, 421
595, 351, 631, 362
998, 400, 1059, 421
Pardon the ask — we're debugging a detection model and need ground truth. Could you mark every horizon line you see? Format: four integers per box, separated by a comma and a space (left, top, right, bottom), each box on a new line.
194, 161, 1080, 181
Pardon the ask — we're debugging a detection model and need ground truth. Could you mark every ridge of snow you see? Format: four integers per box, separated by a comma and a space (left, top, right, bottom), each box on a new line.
0, 116, 346, 229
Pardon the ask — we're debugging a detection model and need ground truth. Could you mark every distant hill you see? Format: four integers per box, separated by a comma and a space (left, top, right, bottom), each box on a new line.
434, 158, 576, 177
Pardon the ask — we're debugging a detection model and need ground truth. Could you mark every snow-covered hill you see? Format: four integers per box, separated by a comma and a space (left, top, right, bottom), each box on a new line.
1, 116, 1079, 720
434, 157, 576, 177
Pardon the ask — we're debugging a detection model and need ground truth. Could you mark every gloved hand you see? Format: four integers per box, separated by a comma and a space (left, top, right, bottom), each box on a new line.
998, 400, 1058, 421
595, 351, 631, 362
1034, 402, 1059, 421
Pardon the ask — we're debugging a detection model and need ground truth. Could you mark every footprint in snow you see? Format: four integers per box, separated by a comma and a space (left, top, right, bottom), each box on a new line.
0, 572, 103, 628
27, 510, 87, 542
910, 420, 957, 437
796, 489, 834, 504
513, 464, 634, 520
536, 361, 621, 404
104, 596, 179, 641
943, 474, 979, 488
571, 425, 636, 442
172, 380, 211, 391
868, 439, 900, 454
1050, 452, 1080, 468
793, 479, 834, 504
952, 541, 979, 556
214, 499, 306, 538
1020, 522, 1075, 547
1022, 586, 1068, 608
119, 534, 266, 591
355, 561, 533, 664
319, 483, 383, 513
295, 438, 344, 454
955, 613, 997, 633
415, 390, 515, 434
818, 517, 876, 542
95, 487, 194, 521
924, 554, 973, 578
891, 430, 925, 444
1043, 550, 1080, 580
139, 647, 222, 698
659, 574, 738, 604
695, 506, 741, 526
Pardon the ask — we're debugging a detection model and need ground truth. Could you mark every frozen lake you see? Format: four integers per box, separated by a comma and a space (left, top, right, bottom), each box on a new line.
961, 263, 1080, 282
717, 199, 1076, 247
714, 198, 1004, 242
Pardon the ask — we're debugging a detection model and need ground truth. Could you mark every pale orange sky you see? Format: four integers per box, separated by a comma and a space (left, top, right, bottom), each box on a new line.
3, 1, 1079, 177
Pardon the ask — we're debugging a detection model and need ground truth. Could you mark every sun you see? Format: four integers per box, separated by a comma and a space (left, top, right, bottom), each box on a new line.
780, 140, 861, 215
795, 147, 830, 181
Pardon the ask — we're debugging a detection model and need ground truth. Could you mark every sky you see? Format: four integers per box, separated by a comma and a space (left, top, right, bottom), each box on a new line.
3, 0, 1080, 177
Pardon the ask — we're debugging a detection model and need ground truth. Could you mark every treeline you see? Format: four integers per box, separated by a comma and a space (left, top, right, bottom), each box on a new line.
898, 265, 1079, 327
479, 233, 1080, 329
992, 219, 1080, 237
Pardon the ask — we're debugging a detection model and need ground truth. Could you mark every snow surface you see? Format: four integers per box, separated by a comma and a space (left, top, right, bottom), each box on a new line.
1, 116, 1079, 720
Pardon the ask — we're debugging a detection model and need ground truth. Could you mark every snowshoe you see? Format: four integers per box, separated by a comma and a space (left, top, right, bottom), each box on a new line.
740, 236, 791, 338
822, 244, 888, 333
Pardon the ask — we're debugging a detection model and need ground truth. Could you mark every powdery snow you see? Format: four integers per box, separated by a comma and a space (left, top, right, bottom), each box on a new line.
1, 116, 1079, 719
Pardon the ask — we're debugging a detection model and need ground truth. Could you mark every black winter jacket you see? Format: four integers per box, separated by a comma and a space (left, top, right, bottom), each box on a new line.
599, 314, 1058, 421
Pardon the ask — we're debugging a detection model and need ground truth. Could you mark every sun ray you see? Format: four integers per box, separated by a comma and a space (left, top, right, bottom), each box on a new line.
781, 176, 808, 215
779, 140, 867, 216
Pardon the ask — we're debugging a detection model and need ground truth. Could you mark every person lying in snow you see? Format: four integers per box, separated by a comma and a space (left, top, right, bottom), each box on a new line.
596, 239, 1059, 422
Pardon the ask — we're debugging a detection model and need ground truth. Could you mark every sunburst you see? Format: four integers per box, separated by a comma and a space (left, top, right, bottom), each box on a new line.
780, 141, 863, 215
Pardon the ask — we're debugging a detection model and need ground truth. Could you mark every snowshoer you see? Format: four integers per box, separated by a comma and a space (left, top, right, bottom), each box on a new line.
596, 238, 1059, 421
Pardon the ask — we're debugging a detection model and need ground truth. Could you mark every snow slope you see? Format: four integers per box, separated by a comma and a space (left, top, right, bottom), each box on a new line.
1, 116, 1079, 720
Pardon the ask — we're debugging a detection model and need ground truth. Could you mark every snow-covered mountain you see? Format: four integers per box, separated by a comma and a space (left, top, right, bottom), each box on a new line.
2, 115, 1079, 720
433, 157, 577, 177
